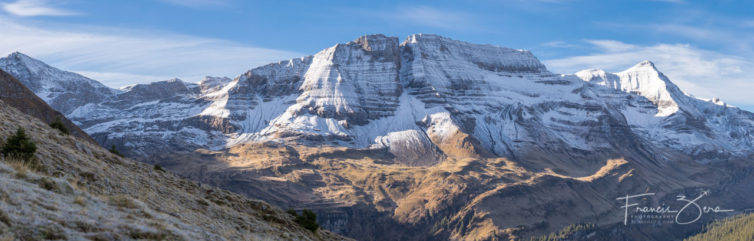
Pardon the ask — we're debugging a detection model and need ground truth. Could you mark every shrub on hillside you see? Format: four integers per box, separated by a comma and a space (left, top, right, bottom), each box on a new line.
287, 209, 320, 232
1, 127, 37, 161
109, 145, 124, 157
49, 117, 69, 135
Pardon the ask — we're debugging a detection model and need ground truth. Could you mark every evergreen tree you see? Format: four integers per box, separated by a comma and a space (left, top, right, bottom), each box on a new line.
2, 127, 37, 161
109, 144, 124, 157
154, 164, 165, 172
297, 209, 320, 232
49, 117, 69, 135
287, 209, 320, 232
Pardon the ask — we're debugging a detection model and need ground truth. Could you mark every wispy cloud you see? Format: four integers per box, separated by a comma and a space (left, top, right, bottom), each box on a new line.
541, 41, 578, 48
586, 40, 636, 52
158, 0, 230, 8
0, 17, 302, 88
599, 17, 754, 54
744, 20, 754, 28
369, 6, 483, 31
1, 0, 78, 17
647, 24, 753, 52
544, 40, 754, 109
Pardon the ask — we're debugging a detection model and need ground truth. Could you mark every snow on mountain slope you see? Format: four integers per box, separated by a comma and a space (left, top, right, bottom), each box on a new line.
0, 100, 348, 241
576, 60, 686, 117
0, 52, 118, 114
198, 76, 232, 94
2, 34, 753, 167
234, 34, 404, 145
576, 62, 754, 162
65, 78, 229, 156
0, 51, 244, 156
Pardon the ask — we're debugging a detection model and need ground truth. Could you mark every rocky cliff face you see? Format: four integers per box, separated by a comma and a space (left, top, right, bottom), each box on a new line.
2, 34, 754, 240
0, 52, 116, 114
3, 35, 751, 166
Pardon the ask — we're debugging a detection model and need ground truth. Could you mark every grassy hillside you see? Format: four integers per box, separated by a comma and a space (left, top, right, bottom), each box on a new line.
0, 99, 347, 240
684, 213, 754, 241
0, 69, 97, 144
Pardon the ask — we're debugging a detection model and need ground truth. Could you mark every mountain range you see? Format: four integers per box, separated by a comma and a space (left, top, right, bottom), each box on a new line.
2, 34, 753, 240
0, 68, 347, 240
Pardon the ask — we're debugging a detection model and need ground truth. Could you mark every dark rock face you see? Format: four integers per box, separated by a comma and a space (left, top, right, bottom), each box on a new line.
0, 69, 97, 144
116, 79, 200, 104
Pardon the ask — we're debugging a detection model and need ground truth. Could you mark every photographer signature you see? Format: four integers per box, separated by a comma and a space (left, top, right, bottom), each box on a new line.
617, 191, 734, 225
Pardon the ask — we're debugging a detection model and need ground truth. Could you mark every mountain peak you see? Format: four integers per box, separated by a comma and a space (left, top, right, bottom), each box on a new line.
199, 76, 232, 93
575, 68, 618, 87
166, 77, 183, 83
348, 34, 400, 54
636, 60, 656, 68
575, 60, 686, 116
618, 60, 668, 83
402, 33, 441, 44
623, 60, 663, 74
7, 51, 31, 59
401, 33, 548, 73
199, 76, 231, 84
0, 52, 116, 114
2, 51, 52, 74
576, 61, 685, 116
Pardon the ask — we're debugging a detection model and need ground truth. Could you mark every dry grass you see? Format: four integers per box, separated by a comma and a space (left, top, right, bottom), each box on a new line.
171, 138, 664, 240
0, 209, 10, 226
37, 177, 56, 191
108, 195, 138, 210
5, 159, 30, 178
0, 99, 351, 241
73, 196, 86, 206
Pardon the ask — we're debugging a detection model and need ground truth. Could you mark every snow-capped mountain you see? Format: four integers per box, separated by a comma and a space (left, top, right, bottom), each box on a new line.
1, 34, 752, 165
0, 52, 118, 114
575, 61, 754, 162
3, 34, 754, 240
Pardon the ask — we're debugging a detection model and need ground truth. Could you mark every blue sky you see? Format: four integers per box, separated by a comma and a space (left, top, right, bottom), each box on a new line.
1, 0, 753, 111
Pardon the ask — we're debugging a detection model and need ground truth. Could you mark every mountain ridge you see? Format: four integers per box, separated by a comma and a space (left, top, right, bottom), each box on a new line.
0, 68, 97, 144
0, 87, 349, 241
2, 34, 754, 240
2, 34, 753, 167
0, 52, 117, 114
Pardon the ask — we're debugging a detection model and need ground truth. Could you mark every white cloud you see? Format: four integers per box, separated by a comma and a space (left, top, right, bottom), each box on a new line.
649, 24, 751, 50
1, 0, 78, 17
599, 22, 754, 54
586, 40, 636, 52
543, 40, 754, 109
0, 17, 302, 88
541, 41, 578, 48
